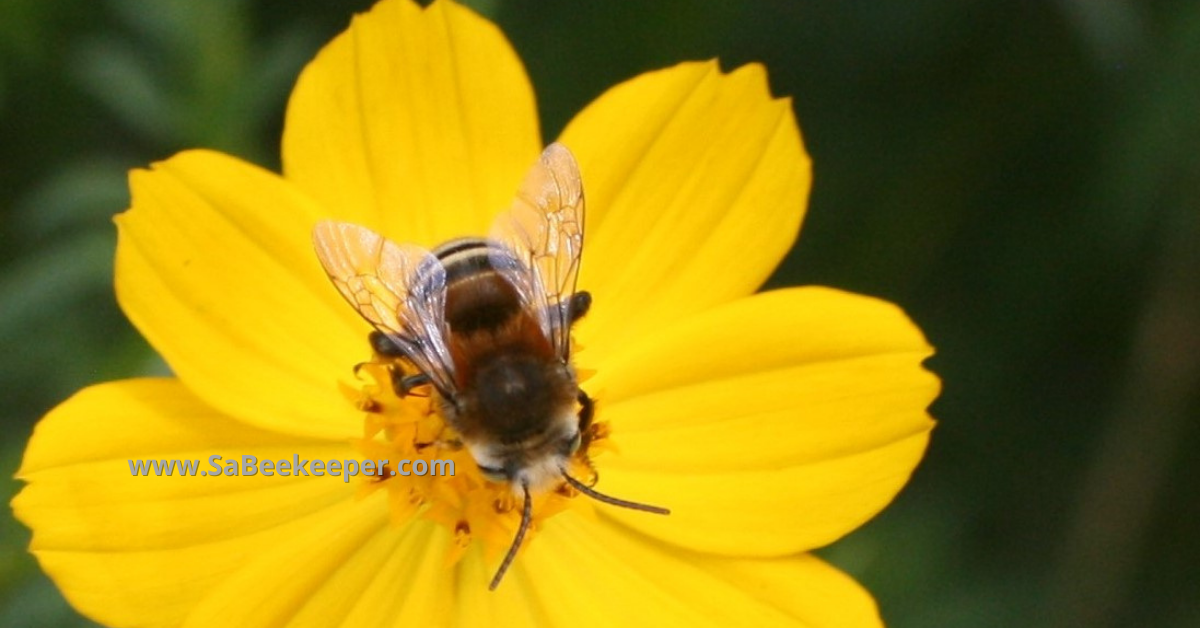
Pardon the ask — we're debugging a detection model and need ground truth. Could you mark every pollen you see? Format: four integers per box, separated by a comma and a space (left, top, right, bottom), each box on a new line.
346, 356, 603, 564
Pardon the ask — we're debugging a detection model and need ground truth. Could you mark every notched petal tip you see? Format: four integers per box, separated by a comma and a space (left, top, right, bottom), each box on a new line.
560, 59, 812, 359
282, 0, 541, 243
580, 287, 938, 555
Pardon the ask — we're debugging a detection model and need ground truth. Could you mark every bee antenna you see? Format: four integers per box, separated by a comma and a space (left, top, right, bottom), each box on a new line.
489, 482, 532, 591
560, 470, 670, 515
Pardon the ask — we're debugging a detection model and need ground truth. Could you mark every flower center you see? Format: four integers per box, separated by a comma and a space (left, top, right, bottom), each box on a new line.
343, 355, 610, 565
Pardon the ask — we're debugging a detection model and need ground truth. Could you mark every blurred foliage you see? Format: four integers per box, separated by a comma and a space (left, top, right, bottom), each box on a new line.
1, 1, 1196, 627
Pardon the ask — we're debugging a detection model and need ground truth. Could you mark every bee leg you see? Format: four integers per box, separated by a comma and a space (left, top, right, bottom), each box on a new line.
369, 331, 407, 357
580, 454, 600, 486
384, 367, 431, 398
398, 377, 432, 396
416, 434, 463, 452
576, 390, 594, 433
575, 392, 599, 486
568, 291, 592, 324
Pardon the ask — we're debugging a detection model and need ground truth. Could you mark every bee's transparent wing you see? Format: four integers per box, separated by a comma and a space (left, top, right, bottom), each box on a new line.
489, 143, 585, 360
312, 220, 457, 396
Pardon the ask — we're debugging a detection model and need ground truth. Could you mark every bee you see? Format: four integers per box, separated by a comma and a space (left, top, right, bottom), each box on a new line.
312, 143, 668, 589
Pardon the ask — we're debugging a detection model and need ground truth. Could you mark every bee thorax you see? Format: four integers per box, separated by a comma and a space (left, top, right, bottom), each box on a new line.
470, 354, 575, 444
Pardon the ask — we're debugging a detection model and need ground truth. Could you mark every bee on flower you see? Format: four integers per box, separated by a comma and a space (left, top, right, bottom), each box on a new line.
14, 0, 938, 626
313, 143, 669, 589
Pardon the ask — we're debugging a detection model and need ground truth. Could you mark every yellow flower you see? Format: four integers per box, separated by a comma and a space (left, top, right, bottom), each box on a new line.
12, 0, 939, 626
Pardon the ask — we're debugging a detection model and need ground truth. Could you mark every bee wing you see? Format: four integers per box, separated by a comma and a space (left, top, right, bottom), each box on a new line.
489, 143, 585, 360
312, 220, 457, 396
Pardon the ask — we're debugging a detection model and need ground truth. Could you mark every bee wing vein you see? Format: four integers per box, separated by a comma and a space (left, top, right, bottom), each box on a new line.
312, 220, 457, 396
489, 143, 586, 360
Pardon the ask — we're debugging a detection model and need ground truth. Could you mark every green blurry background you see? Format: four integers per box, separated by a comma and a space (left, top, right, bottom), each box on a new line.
2, 1, 1197, 626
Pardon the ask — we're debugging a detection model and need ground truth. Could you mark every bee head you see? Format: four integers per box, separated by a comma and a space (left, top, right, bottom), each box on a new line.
466, 417, 582, 492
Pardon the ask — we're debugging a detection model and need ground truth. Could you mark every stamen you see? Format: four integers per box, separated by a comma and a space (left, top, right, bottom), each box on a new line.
489, 482, 532, 591
351, 347, 653, 585
560, 470, 670, 515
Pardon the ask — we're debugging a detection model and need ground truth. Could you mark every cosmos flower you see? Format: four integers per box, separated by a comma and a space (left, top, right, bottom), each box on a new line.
13, 0, 939, 626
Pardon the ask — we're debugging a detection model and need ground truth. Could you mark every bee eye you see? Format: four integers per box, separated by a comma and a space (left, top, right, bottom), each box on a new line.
476, 464, 508, 482
565, 431, 583, 456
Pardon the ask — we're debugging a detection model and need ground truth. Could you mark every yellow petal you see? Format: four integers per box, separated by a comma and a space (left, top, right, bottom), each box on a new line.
585, 287, 937, 556
598, 432, 928, 558
184, 514, 452, 627
282, 0, 541, 245
517, 512, 881, 627
453, 547, 547, 627
560, 61, 811, 362
588, 287, 933, 404
116, 150, 366, 438
13, 379, 362, 628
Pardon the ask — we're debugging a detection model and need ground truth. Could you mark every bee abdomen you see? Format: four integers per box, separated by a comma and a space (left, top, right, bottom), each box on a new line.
434, 238, 526, 334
